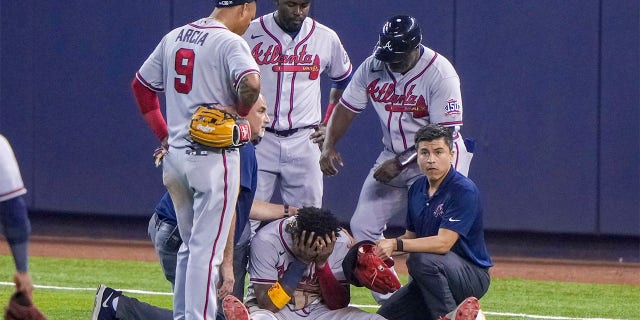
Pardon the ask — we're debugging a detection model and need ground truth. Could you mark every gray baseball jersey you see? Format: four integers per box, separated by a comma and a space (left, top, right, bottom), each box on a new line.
245, 217, 349, 312
0, 135, 27, 202
137, 18, 260, 148
136, 18, 259, 320
341, 46, 473, 242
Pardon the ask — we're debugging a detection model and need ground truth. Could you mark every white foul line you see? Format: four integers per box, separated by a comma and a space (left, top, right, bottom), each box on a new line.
0, 282, 626, 320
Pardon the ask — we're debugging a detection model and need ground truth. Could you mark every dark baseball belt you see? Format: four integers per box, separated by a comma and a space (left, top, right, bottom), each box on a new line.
265, 125, 316, 137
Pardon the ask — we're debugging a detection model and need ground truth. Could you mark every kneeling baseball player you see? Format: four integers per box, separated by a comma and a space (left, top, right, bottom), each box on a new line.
234, 206, 384, 320
374, 124, 493, 320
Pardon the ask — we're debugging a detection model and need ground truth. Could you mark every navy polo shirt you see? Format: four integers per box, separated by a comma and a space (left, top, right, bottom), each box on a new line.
155, 191, 176, 224
236, 142, 258, 243
154, 142, 258, 245
407, 166, 493, 268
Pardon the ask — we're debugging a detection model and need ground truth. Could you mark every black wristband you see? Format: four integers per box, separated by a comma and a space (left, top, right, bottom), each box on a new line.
284, 204, 290, 217
396, 238, 404, 252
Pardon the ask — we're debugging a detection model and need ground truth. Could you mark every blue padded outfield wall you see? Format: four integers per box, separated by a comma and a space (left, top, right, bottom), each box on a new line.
1, 1, 637, 236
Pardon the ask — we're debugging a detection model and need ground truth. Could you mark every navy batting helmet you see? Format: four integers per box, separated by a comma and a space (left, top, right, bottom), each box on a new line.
374, 15, 422, 63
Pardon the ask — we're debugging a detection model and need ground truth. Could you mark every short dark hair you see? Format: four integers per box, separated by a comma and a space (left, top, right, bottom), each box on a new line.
293, 206, 341, 240
414, 124, 453, 151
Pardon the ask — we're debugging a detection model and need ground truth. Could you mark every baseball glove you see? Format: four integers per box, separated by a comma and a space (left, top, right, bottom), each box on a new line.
342, 240, 401, 294
189, 105, 250, 148
4, 291, 47, 320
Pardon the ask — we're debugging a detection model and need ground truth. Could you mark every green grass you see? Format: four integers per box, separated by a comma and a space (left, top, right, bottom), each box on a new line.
1, 255, 638, 320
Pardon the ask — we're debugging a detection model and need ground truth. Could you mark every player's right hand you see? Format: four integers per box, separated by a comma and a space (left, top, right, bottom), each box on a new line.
13, 272, 34, 300
319, 147, 343, 176
373, 159, 403, 183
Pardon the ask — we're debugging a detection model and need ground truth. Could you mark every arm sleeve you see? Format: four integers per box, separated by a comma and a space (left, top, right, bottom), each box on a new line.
0, 196, 30, 272
326, 30, 352, 82
338, 60, 371, 113
440, 186, 478, 237
227, 38, 260, 96
426, 75, 463, 127
248, 231, 280, 283
131, 77, 168, 141
316, 263, 349, 309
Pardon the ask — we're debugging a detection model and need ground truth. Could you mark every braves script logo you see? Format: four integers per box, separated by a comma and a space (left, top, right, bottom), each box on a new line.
252, 43, 320, 80
368, 79, 428, 118
433, 203, 444, 217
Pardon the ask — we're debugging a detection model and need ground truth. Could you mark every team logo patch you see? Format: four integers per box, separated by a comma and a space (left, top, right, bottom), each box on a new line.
444, 98, 461, 116
433, 203, 444, 217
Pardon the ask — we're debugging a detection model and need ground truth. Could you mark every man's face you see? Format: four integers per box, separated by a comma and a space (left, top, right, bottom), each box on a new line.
417, 138, 454, 184
385, 48, 420, 73
246, 95, 270, 141
275, 0, 311, 32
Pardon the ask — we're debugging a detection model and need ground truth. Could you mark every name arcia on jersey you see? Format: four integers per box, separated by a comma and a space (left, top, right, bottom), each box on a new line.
251, 43, 314, 65
175, 28, 208, 46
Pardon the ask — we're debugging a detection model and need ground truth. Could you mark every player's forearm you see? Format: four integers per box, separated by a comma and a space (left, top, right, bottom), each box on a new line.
324, 103, 356, 149
256, 260, 307, 312
131, 78, 168, 141
316, 263, 350, 309
328, 88, 344, 105
236, 73, 261, 116
402, 229, 458, 254
322, 88, 345, 125
248, 201, 298, 221
222, 213, 236, 269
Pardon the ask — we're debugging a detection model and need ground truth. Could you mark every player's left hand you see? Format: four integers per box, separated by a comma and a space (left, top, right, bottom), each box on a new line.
309, 125, 326, 149
373, 159, 403, 183
314, 231, 336, 267
292, 230, 318, 264
217, 262, 235, 299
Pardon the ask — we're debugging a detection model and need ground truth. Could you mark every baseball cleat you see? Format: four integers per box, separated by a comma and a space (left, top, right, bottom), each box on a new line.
442, 296, 480, 320
222, 295, 251, 320
91, 284, 121, 320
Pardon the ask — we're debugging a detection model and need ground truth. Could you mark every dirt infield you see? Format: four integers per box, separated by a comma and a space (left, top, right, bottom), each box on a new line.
2, 236, 638, 286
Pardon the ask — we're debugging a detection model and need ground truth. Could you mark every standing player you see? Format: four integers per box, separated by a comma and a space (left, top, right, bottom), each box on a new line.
242, 0, 353, 209
240, 207, 384, 320
0, 135, 34, 299
131, 1, 260, 319
320, 15, 473, 244
92, 95, 302, 320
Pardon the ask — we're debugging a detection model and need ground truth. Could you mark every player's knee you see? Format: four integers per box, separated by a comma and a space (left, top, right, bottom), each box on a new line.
0, 196, 30, 244
406, 252, 444, 278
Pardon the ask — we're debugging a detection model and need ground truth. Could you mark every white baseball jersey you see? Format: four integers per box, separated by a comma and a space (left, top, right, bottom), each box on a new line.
243, 14, 352, 130
245, 217, 350, 313
0, 135, 27, 202
340, 45, 463, 154
137, 18, 260, 148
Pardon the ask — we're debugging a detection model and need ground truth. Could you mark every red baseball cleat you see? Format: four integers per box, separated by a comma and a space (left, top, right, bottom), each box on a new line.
441, 296, 480, 320
222, 295, 251, 320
